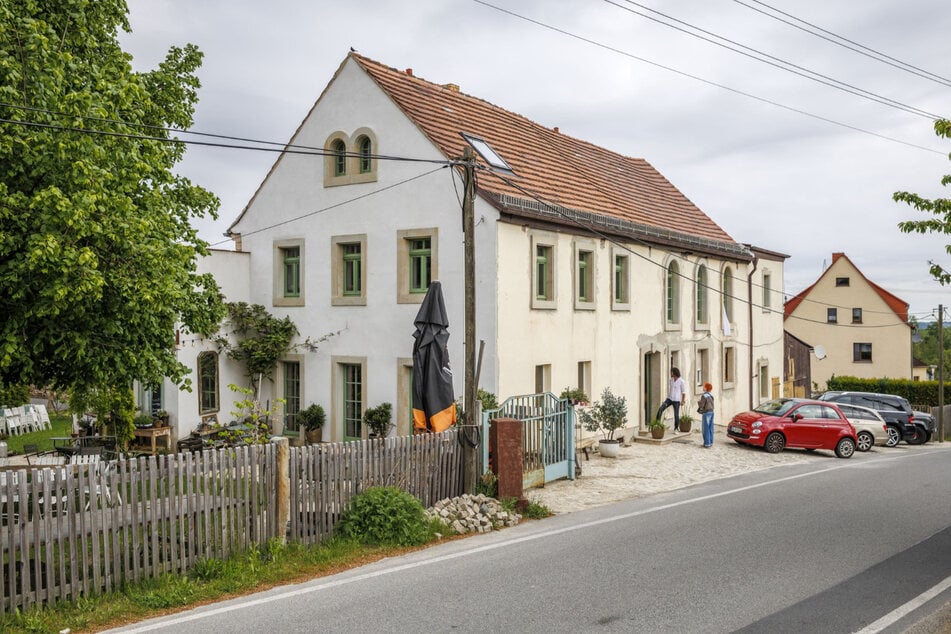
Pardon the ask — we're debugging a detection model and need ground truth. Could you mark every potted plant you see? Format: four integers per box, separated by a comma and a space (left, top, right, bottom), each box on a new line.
298, 403, 325, 444
133, 413, 154, 429
559, 387, 589, 406
364, 402, 393, 439
648, 418, 666, 439
154, 410, 169, 427
578, 388, 628, 458
679, 414, 694, 433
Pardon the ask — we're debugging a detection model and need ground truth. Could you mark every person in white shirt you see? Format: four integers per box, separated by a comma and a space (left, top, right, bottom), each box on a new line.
656, 367, 687, 431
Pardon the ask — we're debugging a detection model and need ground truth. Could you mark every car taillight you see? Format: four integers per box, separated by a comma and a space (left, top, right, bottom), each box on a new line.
909, 415, 915, 423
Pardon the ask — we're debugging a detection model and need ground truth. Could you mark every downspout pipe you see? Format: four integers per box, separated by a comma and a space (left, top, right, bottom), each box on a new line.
747, 252, 759, 411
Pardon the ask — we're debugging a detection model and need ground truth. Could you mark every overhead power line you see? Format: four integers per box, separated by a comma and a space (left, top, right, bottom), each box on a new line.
605, 0, 943, 120
470, 1, 945, 156
733, 0, 951, 88
0, 104, 454, 167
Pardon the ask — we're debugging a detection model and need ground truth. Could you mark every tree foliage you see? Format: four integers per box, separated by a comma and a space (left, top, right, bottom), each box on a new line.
0, 0, 224, 401
216, 303, 299, 395
895, 118, 951, 285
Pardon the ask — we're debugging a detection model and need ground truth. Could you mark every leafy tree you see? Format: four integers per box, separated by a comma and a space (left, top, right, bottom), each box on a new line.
0, 0, 224, 403
895, 118, 951, 285
912, 320, 951, 371
215, 303, 299, 397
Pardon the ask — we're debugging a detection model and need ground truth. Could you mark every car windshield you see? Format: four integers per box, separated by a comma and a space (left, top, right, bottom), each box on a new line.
752, 399, 797, 416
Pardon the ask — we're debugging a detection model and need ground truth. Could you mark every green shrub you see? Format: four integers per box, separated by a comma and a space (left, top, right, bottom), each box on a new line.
336, 486, 433, 546
825, 375, 948, 407
475, 470, 498, 498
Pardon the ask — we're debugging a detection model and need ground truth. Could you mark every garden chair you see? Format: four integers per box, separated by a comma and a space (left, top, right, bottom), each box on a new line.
3, 408, 22, 436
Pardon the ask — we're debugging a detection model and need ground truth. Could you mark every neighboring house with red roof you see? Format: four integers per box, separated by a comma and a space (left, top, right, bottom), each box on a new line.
181, 52, 788, 443
784, 253, 913, 391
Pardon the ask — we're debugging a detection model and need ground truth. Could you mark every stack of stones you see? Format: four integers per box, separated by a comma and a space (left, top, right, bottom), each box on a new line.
426, 493, 521, 535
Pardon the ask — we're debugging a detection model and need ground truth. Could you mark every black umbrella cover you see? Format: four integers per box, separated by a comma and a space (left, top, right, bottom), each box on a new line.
412, 281, 457, 432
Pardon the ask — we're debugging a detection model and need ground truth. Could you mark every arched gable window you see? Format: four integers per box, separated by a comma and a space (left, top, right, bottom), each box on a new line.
722, 267, 734, 322
357, 135, 372, 173
332, 139, 347, 177
696, 265, 708, 324
666, 260, 680, 324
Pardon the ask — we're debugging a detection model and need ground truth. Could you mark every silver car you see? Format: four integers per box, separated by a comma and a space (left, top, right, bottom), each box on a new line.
834, 403, 889, 451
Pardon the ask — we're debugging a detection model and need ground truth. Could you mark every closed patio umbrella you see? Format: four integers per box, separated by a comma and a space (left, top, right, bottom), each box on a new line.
412, 281, 457, 433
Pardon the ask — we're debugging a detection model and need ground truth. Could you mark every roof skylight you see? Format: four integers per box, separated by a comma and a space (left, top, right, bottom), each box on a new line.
461, 133, 512, 173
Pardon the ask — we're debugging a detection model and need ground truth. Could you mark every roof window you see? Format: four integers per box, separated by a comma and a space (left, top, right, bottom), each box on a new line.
461, 133, 511, 172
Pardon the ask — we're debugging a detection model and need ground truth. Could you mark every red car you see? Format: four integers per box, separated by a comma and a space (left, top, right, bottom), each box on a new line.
727, 398, 857, 458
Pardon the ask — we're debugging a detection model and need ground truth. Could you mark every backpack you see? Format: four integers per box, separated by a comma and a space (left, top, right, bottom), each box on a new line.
697, 392, 713, 414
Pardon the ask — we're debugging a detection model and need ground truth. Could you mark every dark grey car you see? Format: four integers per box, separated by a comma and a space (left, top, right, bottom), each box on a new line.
817, 391, 928, 446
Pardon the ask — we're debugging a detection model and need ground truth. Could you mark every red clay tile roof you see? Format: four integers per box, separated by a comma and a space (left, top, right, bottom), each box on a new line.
783, 253, 909, 323
353, 53, 741, 252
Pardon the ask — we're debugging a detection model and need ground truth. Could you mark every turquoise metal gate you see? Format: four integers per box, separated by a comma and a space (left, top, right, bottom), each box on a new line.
482, 393, 576, 488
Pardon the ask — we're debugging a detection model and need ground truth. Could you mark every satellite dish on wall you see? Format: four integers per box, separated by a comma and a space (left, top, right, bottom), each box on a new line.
814, 344, 826, 360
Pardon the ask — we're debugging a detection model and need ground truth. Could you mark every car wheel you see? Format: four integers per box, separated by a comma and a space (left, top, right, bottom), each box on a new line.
835, 437, 856, 458
856, 431, 874, 452
764, 432, 785, 454
885, 425, 901, 447
906, 427, 927, 445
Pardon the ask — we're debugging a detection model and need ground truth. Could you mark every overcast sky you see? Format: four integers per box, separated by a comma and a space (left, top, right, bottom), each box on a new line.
121, 0, 951, 321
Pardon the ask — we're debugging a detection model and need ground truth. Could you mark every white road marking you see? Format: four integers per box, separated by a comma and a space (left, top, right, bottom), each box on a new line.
113, 449, 945, 632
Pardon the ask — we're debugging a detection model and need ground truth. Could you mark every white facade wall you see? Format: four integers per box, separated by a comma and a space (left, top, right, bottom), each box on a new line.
231, 59, 499, 441
140, 249, 251, 446
494, 220, 763, 438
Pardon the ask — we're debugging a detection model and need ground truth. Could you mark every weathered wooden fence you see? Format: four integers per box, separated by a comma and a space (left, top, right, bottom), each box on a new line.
290, 430, 464, 544
1, 429, 463, 615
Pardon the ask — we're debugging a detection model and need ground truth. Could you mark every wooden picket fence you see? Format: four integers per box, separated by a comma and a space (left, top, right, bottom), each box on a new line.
290, 430, 464, 544
0, 429, 463, 614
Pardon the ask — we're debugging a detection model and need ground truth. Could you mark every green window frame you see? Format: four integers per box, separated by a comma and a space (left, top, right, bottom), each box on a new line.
409, 237, 431, 294
614, 254, 628, 304
536, 244, 552, 300
577, 250, 592, 303
198, 351, 218, 414
722, 268, 733, 322
696, 265, 708, 324
283, 361, 301, 433
358, 136, 372, 173
283, 246, 301, 298
342, 243, 362, 296
343, 363, 363, 439
666, 261, 680, 323
332, 139, 347, 177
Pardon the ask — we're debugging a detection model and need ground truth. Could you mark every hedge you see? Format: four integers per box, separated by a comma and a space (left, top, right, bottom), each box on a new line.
826, 376, 949, 407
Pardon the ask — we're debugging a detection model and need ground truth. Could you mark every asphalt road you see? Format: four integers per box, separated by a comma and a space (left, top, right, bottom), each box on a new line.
111, 446, 951, 633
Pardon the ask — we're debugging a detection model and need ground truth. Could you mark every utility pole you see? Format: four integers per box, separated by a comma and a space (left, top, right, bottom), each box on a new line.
939, 304, 944, 443
462, 147, 479, 489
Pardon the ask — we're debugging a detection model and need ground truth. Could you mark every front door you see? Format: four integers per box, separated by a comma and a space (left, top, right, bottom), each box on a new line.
643, 351, 661, 428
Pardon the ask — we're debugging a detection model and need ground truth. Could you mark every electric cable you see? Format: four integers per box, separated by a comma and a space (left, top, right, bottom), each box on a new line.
470, 0, 945, 155
733, 0, 951, 88
605, 0, 942, 120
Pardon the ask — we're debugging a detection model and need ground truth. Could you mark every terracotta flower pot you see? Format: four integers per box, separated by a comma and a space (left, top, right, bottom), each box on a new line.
305, 428, 322, 444
651, 426, 665, 439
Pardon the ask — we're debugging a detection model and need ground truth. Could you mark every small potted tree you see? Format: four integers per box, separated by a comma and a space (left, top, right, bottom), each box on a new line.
578, 387, 628, 458
298, 403, 325, 444
364, 402, 393, 439
648, 417, 666, 439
